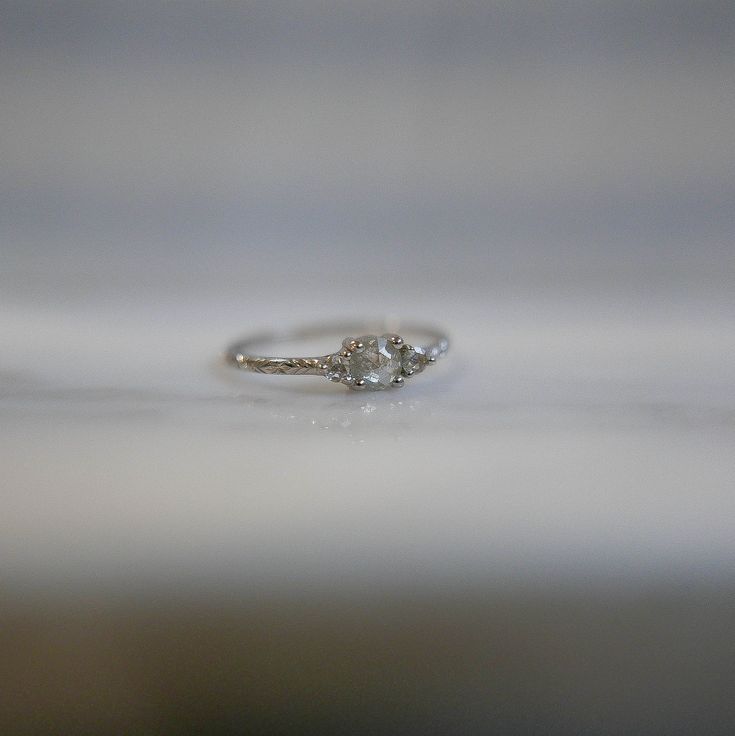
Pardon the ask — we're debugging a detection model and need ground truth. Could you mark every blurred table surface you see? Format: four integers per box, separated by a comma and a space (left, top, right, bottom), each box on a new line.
3, 290, 735, 594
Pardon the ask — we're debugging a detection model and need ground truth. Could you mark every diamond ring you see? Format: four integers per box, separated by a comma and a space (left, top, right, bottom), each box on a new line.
225, 321, 449, 391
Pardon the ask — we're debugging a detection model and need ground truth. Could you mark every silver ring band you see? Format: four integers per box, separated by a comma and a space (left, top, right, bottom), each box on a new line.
225, 321, 449, 391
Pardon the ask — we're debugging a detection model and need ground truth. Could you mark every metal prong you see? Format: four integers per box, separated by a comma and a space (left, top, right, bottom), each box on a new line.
383, 333, 403, 346
351, 379, 368, 391
392, 375, 405, 387
427, 355, 437, 364
342, 337, 364, 353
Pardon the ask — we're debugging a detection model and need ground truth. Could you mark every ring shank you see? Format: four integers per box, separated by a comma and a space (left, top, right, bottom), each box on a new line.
226, 321, 449, 376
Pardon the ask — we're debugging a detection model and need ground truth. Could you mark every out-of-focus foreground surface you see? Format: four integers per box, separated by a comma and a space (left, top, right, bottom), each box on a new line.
2, 1, 734, 733
2, 589, 734, 734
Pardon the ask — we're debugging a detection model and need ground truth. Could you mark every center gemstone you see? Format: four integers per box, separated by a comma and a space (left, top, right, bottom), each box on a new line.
348, 335, 402, 390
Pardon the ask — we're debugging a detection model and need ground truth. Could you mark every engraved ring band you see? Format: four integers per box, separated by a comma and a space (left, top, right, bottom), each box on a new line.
225, 321, 450, 391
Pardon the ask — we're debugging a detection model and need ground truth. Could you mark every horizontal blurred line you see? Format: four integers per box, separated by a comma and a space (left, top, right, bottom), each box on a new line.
1, 179, 733, 242
2, 0, 733, 67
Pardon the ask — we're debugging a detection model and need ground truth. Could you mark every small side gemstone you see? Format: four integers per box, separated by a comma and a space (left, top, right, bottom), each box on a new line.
325, 353, 347, 382
401, 344, 427, 375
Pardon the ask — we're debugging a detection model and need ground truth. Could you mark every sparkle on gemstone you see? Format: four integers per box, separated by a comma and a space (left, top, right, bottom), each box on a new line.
347, 335, 402, 390
401, 344, 427, 375
325, 353, 347, 382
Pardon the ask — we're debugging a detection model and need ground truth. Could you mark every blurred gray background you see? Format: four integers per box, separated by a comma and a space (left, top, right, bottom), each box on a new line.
3, 1, 734, 307
1, 2, 734, 734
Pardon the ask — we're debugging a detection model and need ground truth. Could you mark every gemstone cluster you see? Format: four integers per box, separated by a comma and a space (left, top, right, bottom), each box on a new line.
325, 334, 430, 390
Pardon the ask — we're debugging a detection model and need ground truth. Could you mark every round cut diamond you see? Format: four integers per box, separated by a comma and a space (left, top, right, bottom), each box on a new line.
347, 335, 402, 390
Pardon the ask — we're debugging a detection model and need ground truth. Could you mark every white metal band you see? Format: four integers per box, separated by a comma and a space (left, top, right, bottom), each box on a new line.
225, 321, 449, 377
